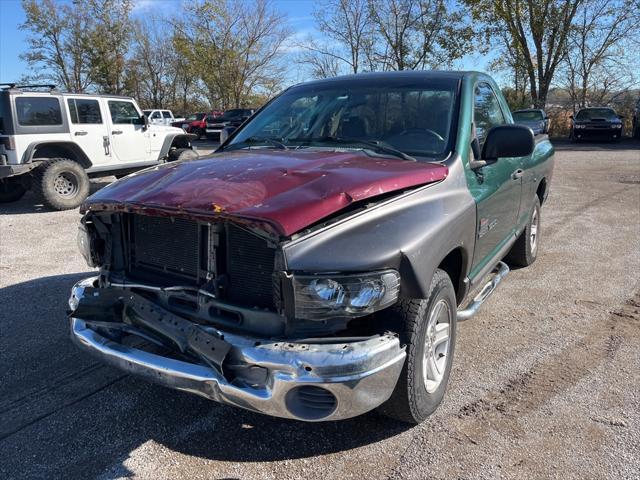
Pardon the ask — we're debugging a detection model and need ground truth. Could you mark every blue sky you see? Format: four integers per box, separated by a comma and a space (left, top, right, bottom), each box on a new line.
0, 0, 494, 87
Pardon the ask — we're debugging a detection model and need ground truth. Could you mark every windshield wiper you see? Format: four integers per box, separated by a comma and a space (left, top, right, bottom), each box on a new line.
223, 137, 288, 151
300, 136, 416, 162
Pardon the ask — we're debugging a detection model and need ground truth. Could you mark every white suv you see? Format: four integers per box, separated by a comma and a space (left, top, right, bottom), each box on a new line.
0, 84, 197, 209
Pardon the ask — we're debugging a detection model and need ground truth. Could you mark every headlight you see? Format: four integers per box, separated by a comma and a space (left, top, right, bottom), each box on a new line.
292, 270, 400, 320
613, 123, 622, 129
77, 224, 97, 267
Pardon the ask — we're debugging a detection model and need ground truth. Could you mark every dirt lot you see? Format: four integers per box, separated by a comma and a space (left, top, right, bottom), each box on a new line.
1, 140, 639, 480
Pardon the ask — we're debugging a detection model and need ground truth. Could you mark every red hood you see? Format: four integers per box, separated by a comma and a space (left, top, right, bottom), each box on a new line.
85, 150, 448, 236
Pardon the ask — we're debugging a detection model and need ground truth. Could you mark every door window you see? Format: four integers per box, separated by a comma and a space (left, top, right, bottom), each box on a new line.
108, 101, 144, 125
162, 111, 172, 119
15, 97, 62, 126
67, 98, 102, 124
474, 83, 505, 145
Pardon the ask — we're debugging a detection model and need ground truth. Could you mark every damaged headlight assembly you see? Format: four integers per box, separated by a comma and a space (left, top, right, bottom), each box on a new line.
77, 223, 98, 268
292, 270, 400, 320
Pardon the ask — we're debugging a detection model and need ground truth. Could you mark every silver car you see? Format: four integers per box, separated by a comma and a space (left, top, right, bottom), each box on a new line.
512, 109, 549, 135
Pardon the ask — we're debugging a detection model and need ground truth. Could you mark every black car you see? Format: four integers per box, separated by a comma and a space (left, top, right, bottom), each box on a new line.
512, 109, 549, 135
205, 108, 255, 141
570, 107, 624, 142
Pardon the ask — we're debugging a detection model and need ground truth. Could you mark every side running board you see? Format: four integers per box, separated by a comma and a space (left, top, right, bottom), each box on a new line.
457, 261, 510, 321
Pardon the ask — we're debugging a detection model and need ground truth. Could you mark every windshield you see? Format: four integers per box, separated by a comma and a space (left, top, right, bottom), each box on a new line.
576, 108, 618, 121
142, 110, 152, 116
186, 113, 205, 121
228, 80, 458, 159
513, 110, 543, 121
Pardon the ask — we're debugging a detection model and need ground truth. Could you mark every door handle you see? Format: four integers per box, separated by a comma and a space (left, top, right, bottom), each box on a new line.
74, 131, 88, 136
112, 130, 123, 135
512, 169, 524, 180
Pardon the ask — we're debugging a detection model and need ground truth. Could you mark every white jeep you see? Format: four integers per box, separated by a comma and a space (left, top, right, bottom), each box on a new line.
0, 84, 197, 210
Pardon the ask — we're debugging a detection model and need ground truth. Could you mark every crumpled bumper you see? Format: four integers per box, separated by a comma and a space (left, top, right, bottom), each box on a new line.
69, 278, 406, 421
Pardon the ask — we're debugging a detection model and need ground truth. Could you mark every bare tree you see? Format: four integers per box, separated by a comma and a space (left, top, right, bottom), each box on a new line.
20, 0, 94, 91
368, 0, 470, 71
562, 0, 640, 110
305, 0, 374, 74
466, 0, 583, 108
126, 16, 182, 109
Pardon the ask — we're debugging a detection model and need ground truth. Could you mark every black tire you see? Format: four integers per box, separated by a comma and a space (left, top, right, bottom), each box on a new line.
0, 178, 27, 203
377, 269, 457, 424
33, 158, 90, 210
195, 128, 205, 140
167, 148, 198, 162
505, 197, 541, 267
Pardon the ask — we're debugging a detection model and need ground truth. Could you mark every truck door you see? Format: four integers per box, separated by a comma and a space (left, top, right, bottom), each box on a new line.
469, 82, 523, 271
65, 97, 111, 165
106, 99, 150, 163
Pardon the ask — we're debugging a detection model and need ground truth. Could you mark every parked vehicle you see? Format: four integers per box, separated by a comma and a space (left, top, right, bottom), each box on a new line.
173, 111, 224, 139
69, 71, 554, 424
570, 107, 624, 142
205, 108, 255, 140
0, 83, 197, 209
633, 98, 640, 139
142, 109, 185, 126
512, 109, 549, 134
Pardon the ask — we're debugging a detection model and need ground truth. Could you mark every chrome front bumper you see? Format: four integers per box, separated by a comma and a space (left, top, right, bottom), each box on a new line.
69, 279, 406, 421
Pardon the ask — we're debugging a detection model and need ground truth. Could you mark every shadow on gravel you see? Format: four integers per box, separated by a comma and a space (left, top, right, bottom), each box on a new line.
550, 137, 640, 152
0, 180, 112, 215
0, 273, 411, 479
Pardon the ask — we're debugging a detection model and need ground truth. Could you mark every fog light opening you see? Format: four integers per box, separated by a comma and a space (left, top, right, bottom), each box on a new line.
285, 386, 337, 420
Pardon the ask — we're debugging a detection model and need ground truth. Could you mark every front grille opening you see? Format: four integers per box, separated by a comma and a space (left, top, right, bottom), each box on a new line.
124, 214, 277, 312
129, 215, 200, 282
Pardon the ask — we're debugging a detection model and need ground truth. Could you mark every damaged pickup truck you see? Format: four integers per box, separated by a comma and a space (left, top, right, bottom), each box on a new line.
69, 71, 554, 423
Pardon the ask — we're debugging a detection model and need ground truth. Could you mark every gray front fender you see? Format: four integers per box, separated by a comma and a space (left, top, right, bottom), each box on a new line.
282, 158, 476, 299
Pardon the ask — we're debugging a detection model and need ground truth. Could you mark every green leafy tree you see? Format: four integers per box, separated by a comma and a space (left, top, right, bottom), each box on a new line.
20, 0, 94, 92
85, 0, 134, 95
465, 0, 583, 108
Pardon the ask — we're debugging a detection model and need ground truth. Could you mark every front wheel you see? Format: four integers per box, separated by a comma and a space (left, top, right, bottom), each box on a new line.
377, 269, 457, 424
0, 177, 27, 203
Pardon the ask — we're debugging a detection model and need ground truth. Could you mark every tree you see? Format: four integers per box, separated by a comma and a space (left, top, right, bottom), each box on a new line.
304, 0, 375, 74
20, 0, 94, 92
466, 0, 583, 108
174, 0, 291, 109
368, 0, 471, 71
86, 0, 134, 95
562, 0, 640, 110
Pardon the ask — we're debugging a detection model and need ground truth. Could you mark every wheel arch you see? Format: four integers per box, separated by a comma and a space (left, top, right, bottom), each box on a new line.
436, 247, 469, 306
536, 177, 548, 205
157, 133, 194, 160
24, 141, 92, 168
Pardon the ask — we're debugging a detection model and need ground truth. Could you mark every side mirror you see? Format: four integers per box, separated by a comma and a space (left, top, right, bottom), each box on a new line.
220, 126, 237, 144
569, 115, 574, 119
618, 115, 625, 119
480, 125, 534, 162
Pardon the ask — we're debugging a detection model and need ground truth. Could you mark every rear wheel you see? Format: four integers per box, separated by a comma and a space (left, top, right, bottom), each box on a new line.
377, 269, 457, 424
33, 158, 90, 210
505, 197, 540, 267
0, 177, 27, 203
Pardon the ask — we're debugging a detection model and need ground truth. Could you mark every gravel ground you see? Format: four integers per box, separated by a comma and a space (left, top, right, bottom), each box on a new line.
0, 139, 638, 480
